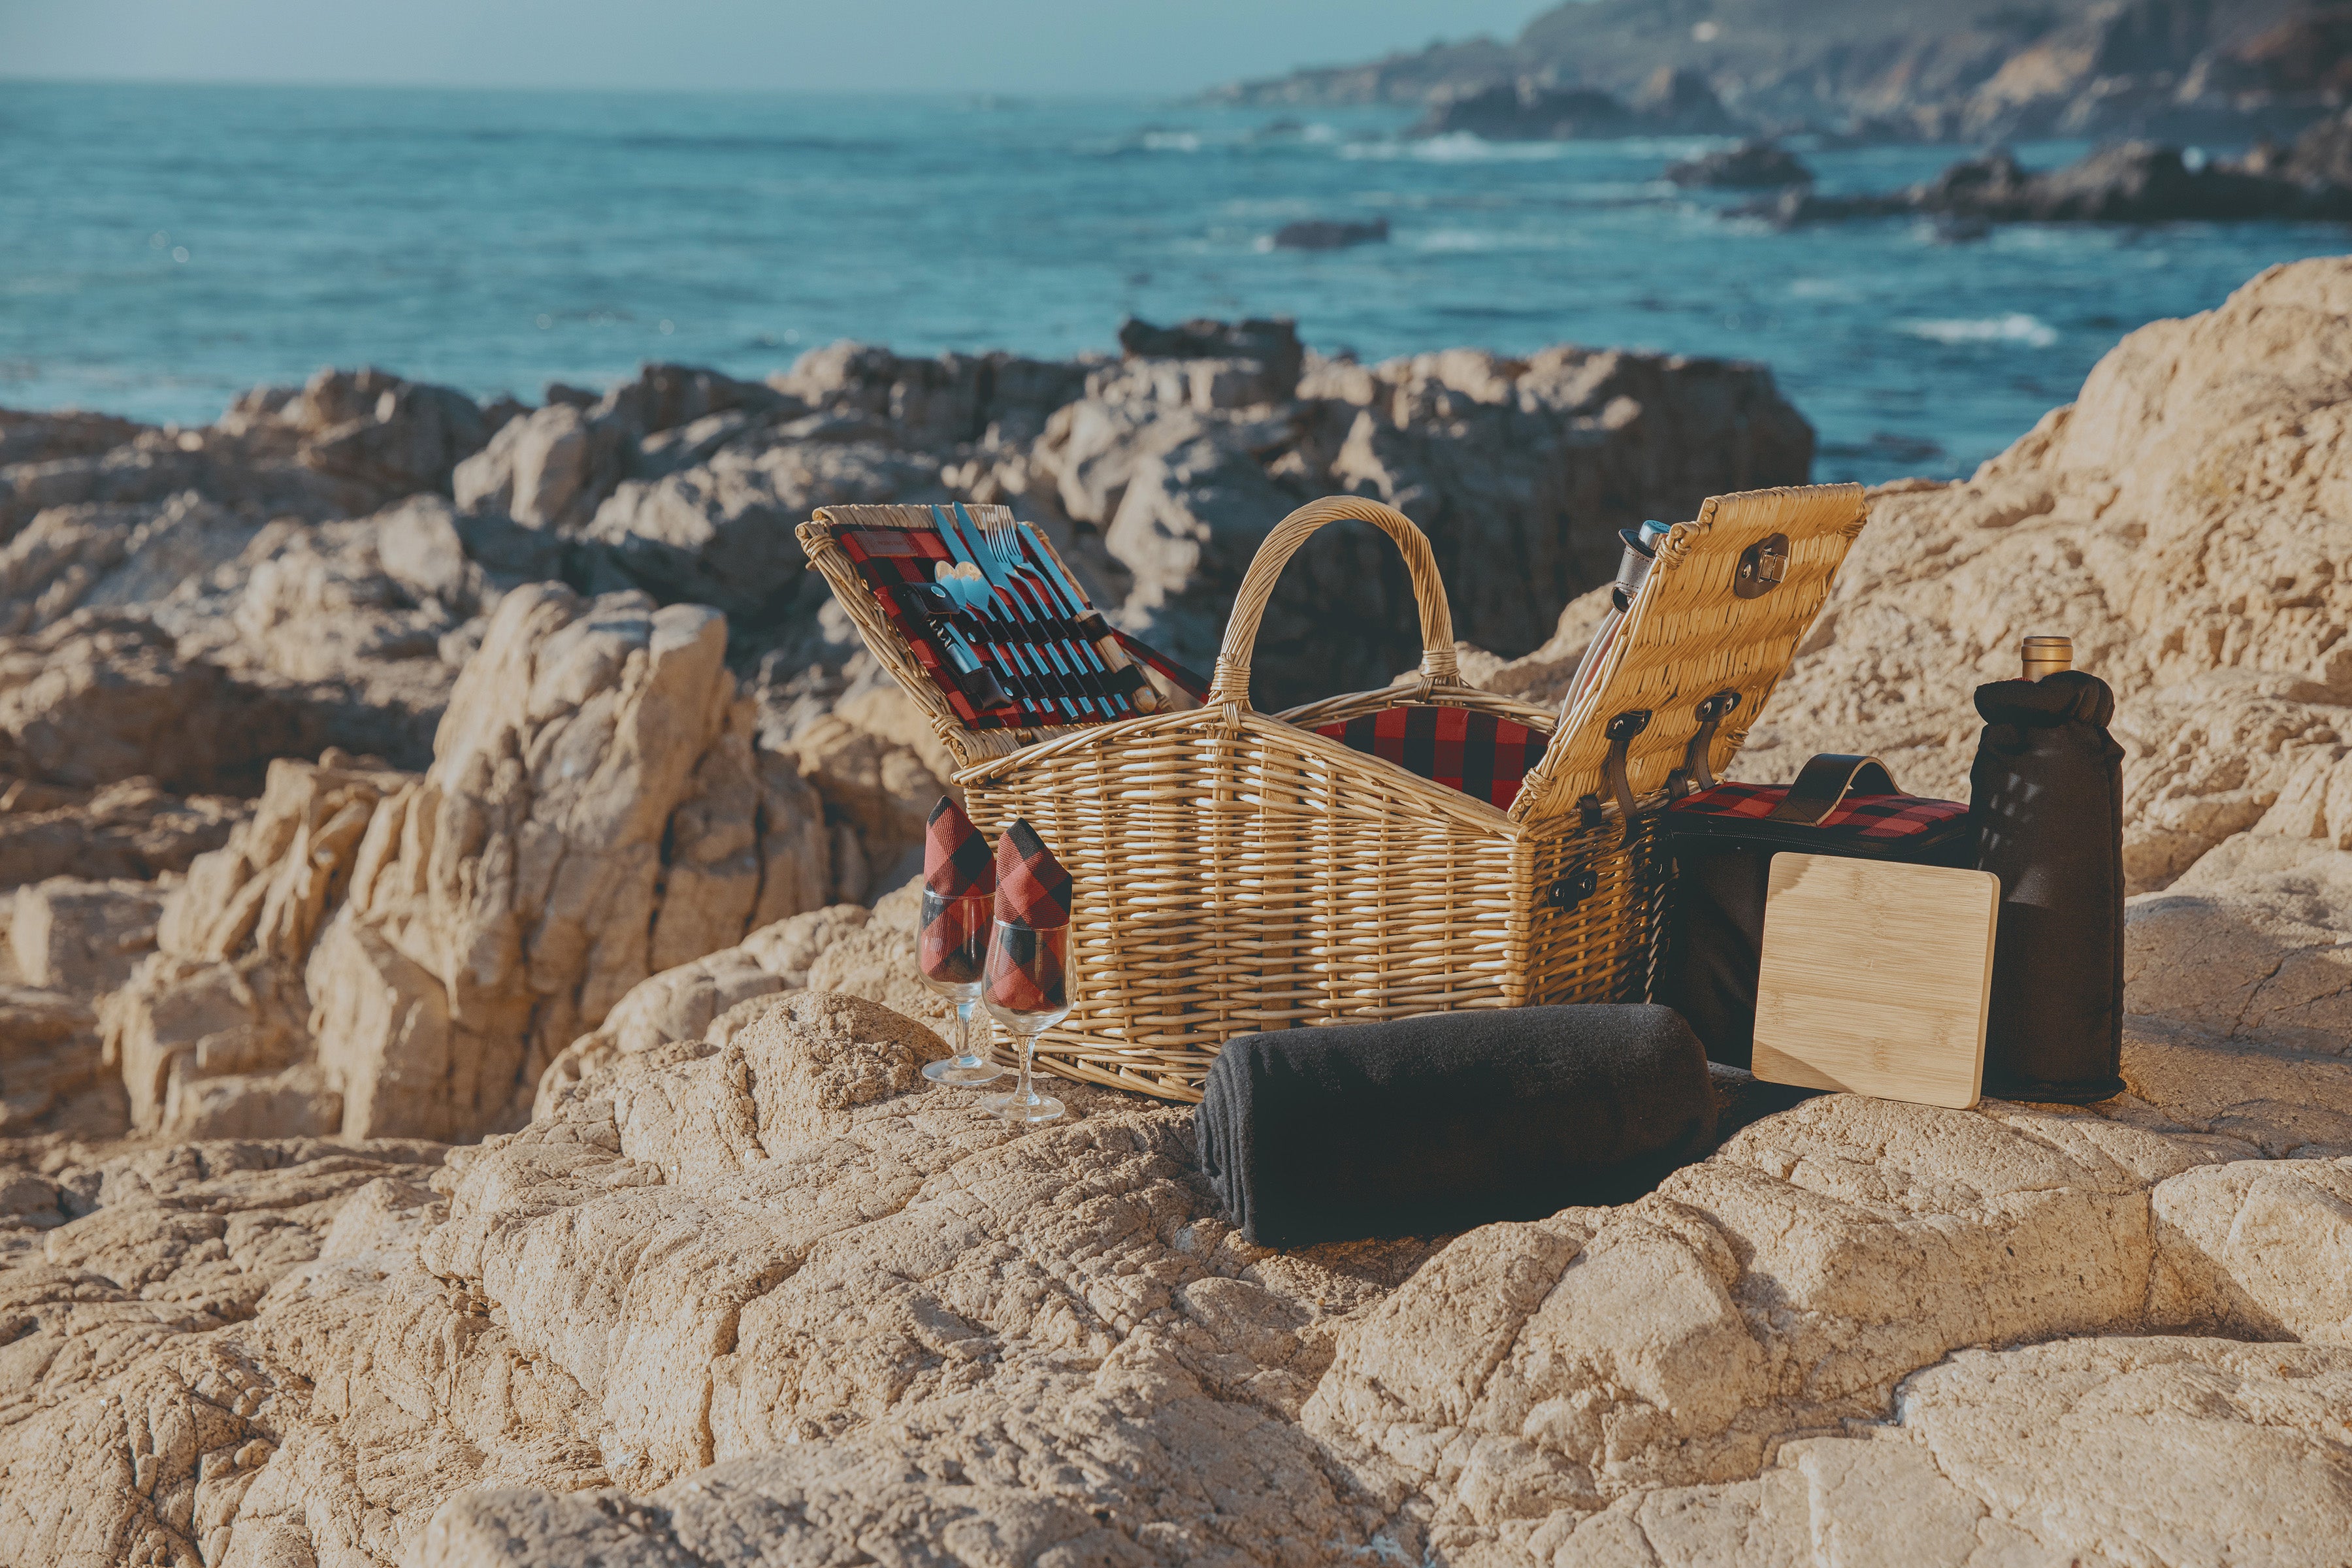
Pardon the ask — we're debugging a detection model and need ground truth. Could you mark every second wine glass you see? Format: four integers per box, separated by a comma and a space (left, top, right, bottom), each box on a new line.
981, 917, 1068, 1125
918, 889, 1005, 1087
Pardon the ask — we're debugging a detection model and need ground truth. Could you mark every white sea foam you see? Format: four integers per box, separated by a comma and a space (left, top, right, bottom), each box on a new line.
1139, 131, 1202, 153
1403, 227, 1589, 253
1901, 313, 2059, 348
1411, 229, 1507, 252
1343, 133, 1573, 163
1788, 277, 1862, 301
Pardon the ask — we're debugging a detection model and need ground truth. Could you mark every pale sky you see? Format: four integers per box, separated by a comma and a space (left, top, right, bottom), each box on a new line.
1, 1, 1548, 96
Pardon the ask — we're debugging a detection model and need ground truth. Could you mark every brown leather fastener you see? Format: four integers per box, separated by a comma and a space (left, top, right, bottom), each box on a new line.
1675, 689, 1743, 795
1602, 710, 1652, 844
1763, 753, 1901, 826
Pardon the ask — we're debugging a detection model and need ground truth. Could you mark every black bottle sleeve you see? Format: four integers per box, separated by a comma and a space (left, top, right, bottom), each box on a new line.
1968, 670, 2127, 1103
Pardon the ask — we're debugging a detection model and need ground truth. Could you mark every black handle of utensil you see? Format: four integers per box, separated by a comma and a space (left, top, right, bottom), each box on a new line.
974, 606, 1083, 724
1007, 577, 1122, 717
997, 567, 1126, 718
970, 591, 1091, 721
996, 521, 1160, 715
1060, 608, 1151, 699
892, 583, 1024, 719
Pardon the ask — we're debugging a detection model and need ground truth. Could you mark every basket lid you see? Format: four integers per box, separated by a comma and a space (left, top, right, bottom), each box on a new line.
1509, 482, 1869, 826
798, 504, 1184, 768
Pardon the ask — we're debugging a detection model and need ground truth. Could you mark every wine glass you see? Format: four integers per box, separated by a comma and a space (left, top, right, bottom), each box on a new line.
981, 919, 1068, 1125
918, 890, 1004, 1087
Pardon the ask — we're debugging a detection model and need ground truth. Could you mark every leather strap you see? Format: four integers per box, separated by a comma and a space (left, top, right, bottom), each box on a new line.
1602, 710, 1652, 845
1675, 689, 1742, 795
1763, 753, 1900, 826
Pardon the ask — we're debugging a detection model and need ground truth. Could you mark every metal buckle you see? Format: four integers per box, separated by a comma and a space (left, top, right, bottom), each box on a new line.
1544, 866, 1601, 909
1734, 533, 1789, 600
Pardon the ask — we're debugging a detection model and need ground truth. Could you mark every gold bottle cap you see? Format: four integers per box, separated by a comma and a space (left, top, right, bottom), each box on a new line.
2021, 635, 2073, 680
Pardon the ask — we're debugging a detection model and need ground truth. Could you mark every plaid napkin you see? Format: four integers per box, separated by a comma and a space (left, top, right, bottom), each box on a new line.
920, 798, 994, 983
987, 818, 1070, 1012
993, 818, 1071, 928
924, 797, 996, 898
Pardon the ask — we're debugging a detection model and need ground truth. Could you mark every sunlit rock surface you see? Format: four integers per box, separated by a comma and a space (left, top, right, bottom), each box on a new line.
5, 265, 2352, 1563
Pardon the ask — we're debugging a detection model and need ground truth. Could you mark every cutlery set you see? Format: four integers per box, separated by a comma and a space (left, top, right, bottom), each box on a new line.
829, 503, 1206, 730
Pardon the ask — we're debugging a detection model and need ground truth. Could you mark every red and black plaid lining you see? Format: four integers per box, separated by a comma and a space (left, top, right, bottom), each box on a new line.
1669, 779, 1968, 841
1312, 706, 1544, 811
838, 527, 1021, 729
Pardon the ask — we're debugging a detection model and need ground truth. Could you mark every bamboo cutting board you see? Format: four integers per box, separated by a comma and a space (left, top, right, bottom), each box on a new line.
1752, 853, 2000, 1109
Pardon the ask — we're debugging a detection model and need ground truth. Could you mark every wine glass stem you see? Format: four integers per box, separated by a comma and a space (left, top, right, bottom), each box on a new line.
1017, 1028, 1037, 1105
955, 999, 975, 1064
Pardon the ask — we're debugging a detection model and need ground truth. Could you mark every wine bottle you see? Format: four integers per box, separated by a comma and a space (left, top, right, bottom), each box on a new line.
2020, 634, 2072, 680
1970, 642, 2126, 1103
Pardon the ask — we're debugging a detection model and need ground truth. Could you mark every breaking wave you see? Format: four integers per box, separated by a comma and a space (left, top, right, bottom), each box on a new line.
1901, 313, 2060, 348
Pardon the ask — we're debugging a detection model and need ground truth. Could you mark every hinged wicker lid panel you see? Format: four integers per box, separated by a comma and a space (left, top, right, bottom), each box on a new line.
1510, 482, 1869, 826
799, 502, 1157, 769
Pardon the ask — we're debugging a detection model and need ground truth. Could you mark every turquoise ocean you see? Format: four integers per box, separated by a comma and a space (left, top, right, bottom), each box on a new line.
3, 81, 2345, 483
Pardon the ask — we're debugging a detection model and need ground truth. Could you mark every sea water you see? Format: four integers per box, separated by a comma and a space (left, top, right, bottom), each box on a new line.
3, 81, 2344, 484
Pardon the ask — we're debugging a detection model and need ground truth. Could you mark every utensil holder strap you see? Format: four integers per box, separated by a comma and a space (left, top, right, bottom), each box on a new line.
1206, 497, 1458, 708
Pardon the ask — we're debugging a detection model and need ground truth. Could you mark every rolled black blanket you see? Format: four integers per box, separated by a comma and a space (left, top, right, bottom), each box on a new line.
1970, 670, 2127, 1103
1194, 1004, 1718, 1249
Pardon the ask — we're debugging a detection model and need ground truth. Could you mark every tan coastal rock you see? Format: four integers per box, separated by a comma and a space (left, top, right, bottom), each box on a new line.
0, 776, 245, 892
0, 983, 106, 1132
453, 401, 629, 534
12, 265, 2352, 1567
8, 875, 167, 998
105, 752, 413, 1140
0, 492, 259, 641
298, 585, 831, 1141
0, 612, 318, 796
529, 901, 874, 1120
1482, 259, 2352, 898
98, 587, 838, 1148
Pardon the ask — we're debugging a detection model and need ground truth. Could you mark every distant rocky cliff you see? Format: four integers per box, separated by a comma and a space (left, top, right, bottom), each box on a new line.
1214, 0, 2348, 146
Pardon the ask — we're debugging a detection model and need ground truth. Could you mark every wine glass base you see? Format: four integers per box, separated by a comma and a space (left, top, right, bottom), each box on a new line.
983, 1090, 1065, 1125
924, 1055, 1005, 1088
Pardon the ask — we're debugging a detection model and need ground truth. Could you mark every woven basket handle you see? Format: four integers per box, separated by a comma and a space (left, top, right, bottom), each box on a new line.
1207, 497, 1457, 708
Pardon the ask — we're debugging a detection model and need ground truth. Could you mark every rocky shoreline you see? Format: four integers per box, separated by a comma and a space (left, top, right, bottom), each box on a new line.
1214, 0, 2352, 149
5, 259, 2352, 1563
1746, 131, 2352, 227
0, 318, 1810, 1142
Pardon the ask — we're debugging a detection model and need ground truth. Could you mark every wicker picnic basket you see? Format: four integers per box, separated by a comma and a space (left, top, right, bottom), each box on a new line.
799, 485, 1868, 1102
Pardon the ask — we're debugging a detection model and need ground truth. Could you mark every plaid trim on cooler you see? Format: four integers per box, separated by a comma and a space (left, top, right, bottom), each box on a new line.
1670, 780, 1968, 841
837, 527, 1030, 730
1312, 705, 1545, 811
